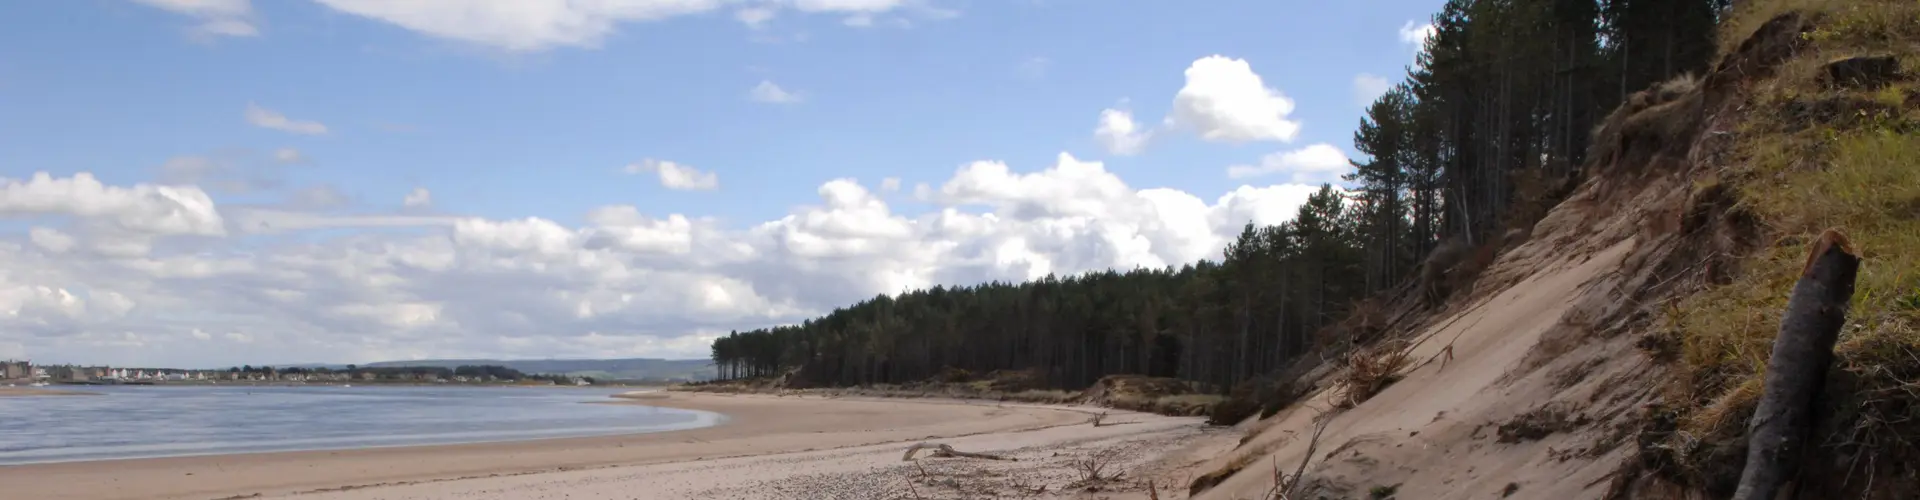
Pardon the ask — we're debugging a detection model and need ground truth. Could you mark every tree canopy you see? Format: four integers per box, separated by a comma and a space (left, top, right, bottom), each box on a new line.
710, 0, 1727, 392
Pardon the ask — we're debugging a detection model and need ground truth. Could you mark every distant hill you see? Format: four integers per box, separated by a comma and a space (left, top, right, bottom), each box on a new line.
360, 358, 715, 381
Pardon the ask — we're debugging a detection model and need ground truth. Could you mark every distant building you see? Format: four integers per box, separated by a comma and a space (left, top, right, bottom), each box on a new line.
0, 360, 29, 379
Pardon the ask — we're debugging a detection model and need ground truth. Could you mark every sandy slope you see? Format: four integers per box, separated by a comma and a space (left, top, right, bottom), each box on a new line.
1196, 237, 1657, 500
0, 392, 1218, 500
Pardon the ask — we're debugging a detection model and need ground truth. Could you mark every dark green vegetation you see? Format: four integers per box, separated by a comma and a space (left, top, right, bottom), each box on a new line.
711, 0, 1731, 399
362, 358, 714, 382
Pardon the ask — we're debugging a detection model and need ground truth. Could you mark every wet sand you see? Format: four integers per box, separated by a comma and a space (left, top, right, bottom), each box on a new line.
0, 391, 1163, 500
0, 386, 101, 397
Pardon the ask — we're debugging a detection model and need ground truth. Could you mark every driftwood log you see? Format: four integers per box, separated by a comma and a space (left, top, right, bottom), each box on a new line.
901, 442, 1013, 461
1732, 229, 1861, 500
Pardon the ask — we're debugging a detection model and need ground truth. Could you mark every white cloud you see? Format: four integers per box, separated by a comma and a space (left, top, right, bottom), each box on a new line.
625, 159, 720, 191
1400, 20, 1436, 47
747, 80, 802, 104
307, 0, 944, 52
244, 103, 329, 135
793, 0, 904, 11
1225, 143, 1352, 183
879, 177, 902, 192
1, 155, 1330, 367
274, 148, 306, 164
1353, 73, 1391, 106
1094, 106, 1151, 156
1167, 55, 1301, 143
735, 6, 777, 28
403, 187, 433, 207
29, 227, 76, 254
130, 0, 259, 38
0, 172, 225, 237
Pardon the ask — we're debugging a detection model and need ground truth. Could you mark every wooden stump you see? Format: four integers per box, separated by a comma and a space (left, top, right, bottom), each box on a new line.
1732, 229, 1861, 500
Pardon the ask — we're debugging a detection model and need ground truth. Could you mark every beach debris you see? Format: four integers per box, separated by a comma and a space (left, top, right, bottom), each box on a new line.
1070, 450, 1121, 483
901, 442, 1014, 461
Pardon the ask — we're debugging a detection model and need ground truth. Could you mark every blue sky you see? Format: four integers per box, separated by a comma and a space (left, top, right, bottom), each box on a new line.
0, 0, 1441, 367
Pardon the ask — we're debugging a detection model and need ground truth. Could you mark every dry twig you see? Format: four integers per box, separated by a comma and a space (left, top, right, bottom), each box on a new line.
1072, 450, 1121, 482
1263, 410, 1335, 499
901, 442, 1013, 461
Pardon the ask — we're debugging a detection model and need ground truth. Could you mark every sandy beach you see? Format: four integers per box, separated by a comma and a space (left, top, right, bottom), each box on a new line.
0, 386, 101, 397
0, 391, 1224, 500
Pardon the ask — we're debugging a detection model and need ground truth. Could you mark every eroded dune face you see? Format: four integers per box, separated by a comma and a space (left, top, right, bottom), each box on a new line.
1193, 11, 1842, 500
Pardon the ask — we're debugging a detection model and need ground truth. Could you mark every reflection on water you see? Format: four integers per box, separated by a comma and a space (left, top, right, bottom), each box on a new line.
0, 386, 719, 465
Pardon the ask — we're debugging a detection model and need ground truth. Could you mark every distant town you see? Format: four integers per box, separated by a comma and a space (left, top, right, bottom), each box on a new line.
2, 359, 618, 387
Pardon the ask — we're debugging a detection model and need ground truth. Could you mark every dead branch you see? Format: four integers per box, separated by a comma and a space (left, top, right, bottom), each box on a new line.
905, 477, 924, 500
901, 442, 1013, 461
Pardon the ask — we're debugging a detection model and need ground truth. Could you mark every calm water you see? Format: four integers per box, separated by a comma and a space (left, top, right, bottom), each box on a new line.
0, 385, 722, 465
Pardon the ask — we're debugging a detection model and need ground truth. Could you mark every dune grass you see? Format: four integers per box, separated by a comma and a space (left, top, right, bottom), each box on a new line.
1660, 0, 1920, 486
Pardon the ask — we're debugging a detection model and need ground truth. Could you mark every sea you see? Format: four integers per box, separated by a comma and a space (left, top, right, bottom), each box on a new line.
0, 385, 722, 466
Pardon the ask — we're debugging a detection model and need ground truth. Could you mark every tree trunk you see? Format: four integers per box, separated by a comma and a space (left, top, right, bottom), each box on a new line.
1733, 229, 1862, 500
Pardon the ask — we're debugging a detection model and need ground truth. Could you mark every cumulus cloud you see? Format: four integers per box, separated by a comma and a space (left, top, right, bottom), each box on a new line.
1225, 144, 1352, 183
244, 103, 329, 135
625, 159, 720, 191
130, 0, 259, 38
1167, 55, 1301, 143
747, 80, 802, 104
1, 155, 1328, 367
1094, 106, 1151, 156
403, 187, 433, 208
28, 227, 76, 254
1353, 73, 1391, 106
308, 0, 942, 52
0, 172, 225, 238
1400, 20, 1436, 47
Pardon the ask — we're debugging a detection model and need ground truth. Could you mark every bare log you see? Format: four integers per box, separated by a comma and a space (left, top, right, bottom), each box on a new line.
901, 442, 1013, 461
1733, 229, 1861, 500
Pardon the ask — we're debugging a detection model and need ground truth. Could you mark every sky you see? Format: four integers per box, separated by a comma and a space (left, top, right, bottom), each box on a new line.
0, 0, 1440, 368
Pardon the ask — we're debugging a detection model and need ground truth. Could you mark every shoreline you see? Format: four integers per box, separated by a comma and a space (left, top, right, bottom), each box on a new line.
0, 391, 1131, 500
0, 386, 102, 397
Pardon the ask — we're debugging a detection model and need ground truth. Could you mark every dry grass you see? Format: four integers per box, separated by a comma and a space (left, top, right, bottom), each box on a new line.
1657, 0, 1920, 492
1069, 449, 1122, 483
1336, 341, 1413, 409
